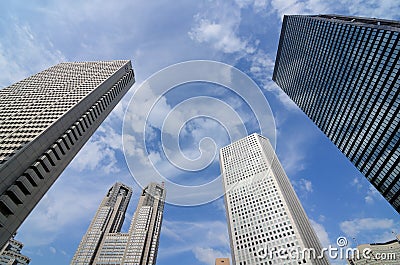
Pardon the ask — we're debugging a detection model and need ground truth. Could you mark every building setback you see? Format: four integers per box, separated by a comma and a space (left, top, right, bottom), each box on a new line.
0, 233, 30, 265
71, 182, 166, 265
273, 14, 400, 212
220, 133, 329, 265
0, 60, 135, 248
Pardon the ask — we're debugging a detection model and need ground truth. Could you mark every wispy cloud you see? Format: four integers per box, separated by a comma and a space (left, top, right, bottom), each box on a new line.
339, 0, 400, 20
189, 17, 249, 54
248, 50, 299, 111
340, 218, 396, 238
189, 1, 254, 55
310, 219, 330, 248
159, 220, 230, 264
0, 16, 65, 87
193, 247, 231, 265
351, 177, 363, 190
299, 178, 313, 193
17, 180, 106, 246
364, 185, 383, 204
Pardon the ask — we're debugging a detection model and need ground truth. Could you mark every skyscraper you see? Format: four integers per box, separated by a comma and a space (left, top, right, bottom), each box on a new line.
71, 182, 133, 264
0, 60, 135, 248
0, 233, 30, 265
272, 14, 399, 212
71, 182, 166, 265
220, 133, 329, 265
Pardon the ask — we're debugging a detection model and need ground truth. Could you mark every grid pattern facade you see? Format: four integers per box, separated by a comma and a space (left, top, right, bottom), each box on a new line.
0, 234, 30, 265
71, 182, 165, 265
122, 183, 165, 265
220, 134, 329, 265
0, 60, 135, 248
272, 14, 400, 212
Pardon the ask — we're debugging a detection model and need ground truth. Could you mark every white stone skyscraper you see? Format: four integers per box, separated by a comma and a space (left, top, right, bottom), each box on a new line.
220, 133, 329, 265
0, 61, 135, 248
71, 182, 166, 265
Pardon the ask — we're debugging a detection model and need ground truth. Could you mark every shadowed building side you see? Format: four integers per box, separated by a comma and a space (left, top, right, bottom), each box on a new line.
0, 60, 135, 248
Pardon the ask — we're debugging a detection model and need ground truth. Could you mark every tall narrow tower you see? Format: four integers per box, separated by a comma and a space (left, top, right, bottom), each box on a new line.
71, 182, 166, 265
0, 60, 135, 247
71, 182, 133, 264
273, 14, 400, 212
220, 133, 329, 265
118, 182, 165, 265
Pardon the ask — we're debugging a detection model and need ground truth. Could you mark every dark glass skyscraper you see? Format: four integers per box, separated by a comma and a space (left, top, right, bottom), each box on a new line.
273, 14, 400, 212
0, 61, 135, 247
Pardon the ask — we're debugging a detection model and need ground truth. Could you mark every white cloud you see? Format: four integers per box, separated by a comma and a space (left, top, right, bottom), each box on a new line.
193, 247, 231, 265
318, 215, 326, 222
364, 185, 382, 204
351, 177, 363, 190
189, 1, 255, 55
268, 0, 399, 22
310, 219, 330, 248
49, 246, 56, 254
293, 178, 314, 197
249, 50, 298, 110
70, 135, 119, 174
189, 18, 248, 54
339, 0, 400, 20
277, 134, 308, 175
269, 0, 333, 19
17, 181, 105, 246
301, 179, 313, 193
159, 220, 230, 264
0, 18, 65, 88
340, 218, 395, 238
123, 83, 171, 138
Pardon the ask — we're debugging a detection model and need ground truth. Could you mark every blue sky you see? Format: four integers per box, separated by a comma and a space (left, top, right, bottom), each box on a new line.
0, 1, 399, 265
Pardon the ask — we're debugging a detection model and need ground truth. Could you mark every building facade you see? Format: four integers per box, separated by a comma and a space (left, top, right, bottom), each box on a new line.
272, 14, 400, 212
0, 234, 30, 265
220, 133, 329, 265
71, 182, 133, 264
71, 182, 166, 265
347, 234, 400, 264
0, 60, 135, 247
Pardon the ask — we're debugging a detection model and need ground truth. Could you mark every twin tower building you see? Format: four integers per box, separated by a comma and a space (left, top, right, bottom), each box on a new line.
0, 13, 398, 265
